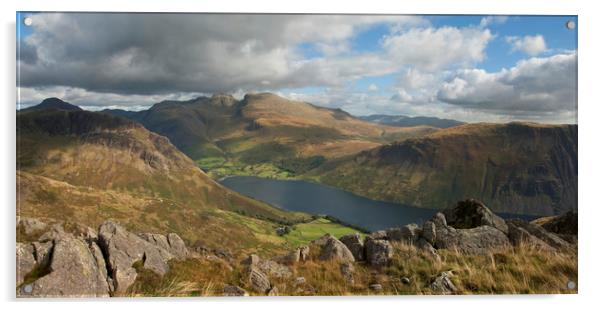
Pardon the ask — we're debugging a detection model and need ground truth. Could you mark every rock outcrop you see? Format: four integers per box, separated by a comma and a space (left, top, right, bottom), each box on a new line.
339, 233, 365, 261
17, 219, 190, 297
365, 238, 393, 267
313, 234, 355, 263
442, 199, 509, 234
430, 271, 457, 294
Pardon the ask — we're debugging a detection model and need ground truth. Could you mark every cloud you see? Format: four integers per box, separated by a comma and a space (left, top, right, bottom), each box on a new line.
436, 52, 577, 122
367, 84, 379, 91
382, 26, 493, 72
19, 13, 426, 95
479, 16, 509, 27
506, 35, 548, 56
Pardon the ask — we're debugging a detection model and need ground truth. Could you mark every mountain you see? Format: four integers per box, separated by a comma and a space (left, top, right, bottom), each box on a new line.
17, 103, 310, 251
360, 114, 465, 129
308, 122, 577, 216
103, 93, 438, 178
20, 97, 83, 112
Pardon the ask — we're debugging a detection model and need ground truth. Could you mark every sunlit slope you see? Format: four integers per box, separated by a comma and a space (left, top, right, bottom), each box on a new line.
309, 122, 577, 216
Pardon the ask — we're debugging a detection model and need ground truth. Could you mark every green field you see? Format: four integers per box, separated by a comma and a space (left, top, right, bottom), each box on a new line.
282, 218, 364, 247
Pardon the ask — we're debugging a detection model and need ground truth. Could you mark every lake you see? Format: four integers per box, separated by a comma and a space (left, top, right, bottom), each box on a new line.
220, 176, 537, 232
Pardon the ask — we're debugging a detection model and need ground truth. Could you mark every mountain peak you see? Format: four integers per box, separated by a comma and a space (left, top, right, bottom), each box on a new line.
22, 98, 83, 112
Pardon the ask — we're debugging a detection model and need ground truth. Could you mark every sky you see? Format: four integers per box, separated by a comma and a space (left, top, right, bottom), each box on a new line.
16, 13, 577, 123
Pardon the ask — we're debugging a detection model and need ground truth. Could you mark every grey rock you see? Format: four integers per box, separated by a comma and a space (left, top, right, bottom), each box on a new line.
540, 210, 577, 236
339, 233, 365, 261
267, 286, 279, 296
422, 221, 437, 245
138, 232, 189, 259
401, 277, 411, 285
315, 235, 355, 263
257, 259, 292, 278
430, 271, 457, 294
32, 241, 53, 267
245, 266, 271, 293
435, 225, 510, 255
167, 233, 189, 258
432, 212, 448, 228
369, 230, 388, 240
98, 221, 174, 293
365, 239, 393, 267
416, 238, 440, 261
507, 219, 569, 249
18, 218, 48, 236
299, 246, 310, 262
223, 285, 248, 296
28, 236, 110, 297
16, 243, 36, 287
507, 222, 555, 251
340, 262, 355, 285
388, 224, 422, 243
443, 199, 508, 234
369, 283, 383, 291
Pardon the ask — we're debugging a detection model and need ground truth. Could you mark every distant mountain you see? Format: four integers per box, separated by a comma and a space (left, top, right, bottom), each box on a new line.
360, 114, 465, 129
17, 103, 307, 250
20, 97, 83, 112
103, 93, 438, 177
308, 122, 577, 216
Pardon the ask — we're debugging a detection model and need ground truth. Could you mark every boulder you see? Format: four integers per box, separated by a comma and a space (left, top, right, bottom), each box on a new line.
442, 199, 508, 234
340, 262, 355, 285
315, 235, 355, 263
434, 225, 510, 255
339, 233, 365, 261
507, 221, 555, 251
506, 219, 570, 249
430, 271, 457, 295
267, 286, 279, 296
242, 254, 292, 278
369, 230, 388, 240
387, 224, 422, 243
369, 283, 383, 291
245, 266, 271, 293
223, 285, 248, 297
299, 246, 310, 262
16, 243, 36, 287
18, 218, 48, 236
98, 221, 174, 292
32, 241, 53, 267
27, 236, 110, 297
416, 238, 440, 261
139, 232, 189, 259
540, 211, 578, 236
421, 221, 437, 245
365, 239, 393, 267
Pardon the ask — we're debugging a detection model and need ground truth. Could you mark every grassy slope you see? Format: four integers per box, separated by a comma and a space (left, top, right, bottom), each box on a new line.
309, 122, 578, 216
105, 93, 438, 180
17, 108, 362, 255
125, 241, 577, 296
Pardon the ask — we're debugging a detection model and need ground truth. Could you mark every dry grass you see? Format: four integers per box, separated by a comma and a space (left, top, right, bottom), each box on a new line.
124, 241, 577, 297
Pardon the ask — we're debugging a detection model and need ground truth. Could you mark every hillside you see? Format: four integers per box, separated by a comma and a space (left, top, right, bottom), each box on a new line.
308, 122, 577, 216
103, 93, 437, 178
360, 114, 465, 129
16, 101, 317, 252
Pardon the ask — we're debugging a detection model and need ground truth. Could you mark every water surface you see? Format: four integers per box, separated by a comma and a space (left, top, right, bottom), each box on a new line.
221, 176, 536, 232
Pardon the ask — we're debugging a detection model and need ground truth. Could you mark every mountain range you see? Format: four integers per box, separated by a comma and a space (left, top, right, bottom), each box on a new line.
360, 114, 465, 129
18, 94, 578, 220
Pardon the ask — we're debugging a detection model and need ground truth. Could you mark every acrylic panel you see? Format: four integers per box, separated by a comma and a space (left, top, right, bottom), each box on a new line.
16, 12, 577, 297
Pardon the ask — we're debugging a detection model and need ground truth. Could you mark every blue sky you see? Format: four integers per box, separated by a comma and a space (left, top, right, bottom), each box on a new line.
17, 13, 578, 123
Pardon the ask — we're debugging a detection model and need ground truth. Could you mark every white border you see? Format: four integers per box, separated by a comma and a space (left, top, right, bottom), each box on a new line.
2, 1, 600, 310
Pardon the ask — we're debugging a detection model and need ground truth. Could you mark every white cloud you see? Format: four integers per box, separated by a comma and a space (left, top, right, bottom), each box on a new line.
436, 52, 577, 122
368, 84, 379, 91
479, 16, 509, 27
382, 26, 493, 72
506, 35, 548, 56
